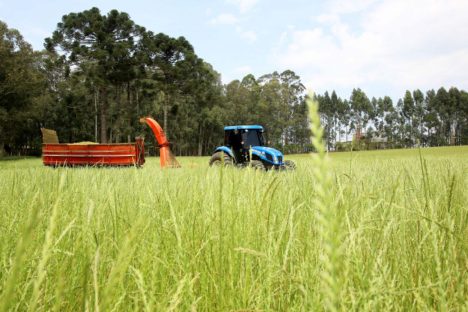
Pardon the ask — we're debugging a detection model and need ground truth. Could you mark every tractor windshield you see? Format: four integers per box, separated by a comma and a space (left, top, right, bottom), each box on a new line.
242, 130, 264, 147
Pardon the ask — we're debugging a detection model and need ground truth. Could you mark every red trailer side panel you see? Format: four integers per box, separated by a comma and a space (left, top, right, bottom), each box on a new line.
42, 139, 145, 167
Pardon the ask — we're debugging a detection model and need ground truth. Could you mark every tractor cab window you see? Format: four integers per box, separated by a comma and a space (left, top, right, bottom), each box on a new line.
242, 130, 264, 148
226, 130, 243, 149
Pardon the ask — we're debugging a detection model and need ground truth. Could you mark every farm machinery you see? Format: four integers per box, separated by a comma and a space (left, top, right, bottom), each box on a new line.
41, 117, 179, 168
209, 125, 296, 170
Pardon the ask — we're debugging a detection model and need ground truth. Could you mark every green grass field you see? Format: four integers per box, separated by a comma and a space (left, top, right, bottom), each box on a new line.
0, 146, 467, 311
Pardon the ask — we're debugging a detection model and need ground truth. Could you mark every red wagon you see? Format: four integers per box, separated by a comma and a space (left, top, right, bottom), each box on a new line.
41, 139, 145, 167
41, 117, 179, 168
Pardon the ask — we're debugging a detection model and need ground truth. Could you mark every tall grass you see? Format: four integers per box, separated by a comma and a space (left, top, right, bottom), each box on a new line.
0, 147, 466, 309
308, 94, 343, 311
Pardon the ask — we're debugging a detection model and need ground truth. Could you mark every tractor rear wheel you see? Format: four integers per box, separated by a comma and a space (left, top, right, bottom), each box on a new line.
209, 152, 233, 167
250, 160, 266, 170
282, 160, 296, 170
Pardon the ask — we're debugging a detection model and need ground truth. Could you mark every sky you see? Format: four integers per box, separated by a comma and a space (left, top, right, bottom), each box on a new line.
1, 0, 467, 101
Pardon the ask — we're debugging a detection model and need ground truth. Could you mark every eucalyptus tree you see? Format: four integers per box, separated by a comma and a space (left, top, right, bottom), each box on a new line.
317, 91, 333, 150
459, 90, 468, 144
447, 87, 464, 145
241, 73, 261, 122
349, 88, 372, 140
379, 96, 395, 144
330, 90, 341, 148
402, 90, 415, 146
369, 97, 384, 139
279, 70, 308, 149
257, 73, 285, 146
434, 87, 450, 144
423, 89, 440, 145
224, 70, 309, 149
413, 89, 425, 144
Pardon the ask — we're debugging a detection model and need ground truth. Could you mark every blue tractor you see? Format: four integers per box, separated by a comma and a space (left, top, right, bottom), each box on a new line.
209, 125, 296, 170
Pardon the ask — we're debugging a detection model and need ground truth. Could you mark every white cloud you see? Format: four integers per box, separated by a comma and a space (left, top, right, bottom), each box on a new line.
273, 0, 468, 98
327, 0, 378, 14
236, 26, 257, 43
210, 1, 259, 43
209, 17, 257, 43
210, 13, 239, 25
227, 0, 259, 13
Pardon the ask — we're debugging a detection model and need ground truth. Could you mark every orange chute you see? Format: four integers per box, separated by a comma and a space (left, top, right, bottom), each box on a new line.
140, 117, 180, 168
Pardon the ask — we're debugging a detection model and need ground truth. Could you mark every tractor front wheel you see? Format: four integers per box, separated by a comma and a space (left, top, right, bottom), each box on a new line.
250, 160, 266, 170
209, 152, 233, 167
282, 160, 296, 170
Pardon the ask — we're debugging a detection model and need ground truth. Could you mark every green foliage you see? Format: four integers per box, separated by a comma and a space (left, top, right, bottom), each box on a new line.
45, 7, 142, 143
221, 71, 310, 149
317, 87, 468, 151
0, 21, 46, 154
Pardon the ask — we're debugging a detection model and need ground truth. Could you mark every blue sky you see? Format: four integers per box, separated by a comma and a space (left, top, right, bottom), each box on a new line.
1, 0, 467, 101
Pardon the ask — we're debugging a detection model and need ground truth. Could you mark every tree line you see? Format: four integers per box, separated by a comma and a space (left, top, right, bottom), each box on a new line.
0, 8, 309, 156
0, 7, 467, 156
316, 88, 468, 151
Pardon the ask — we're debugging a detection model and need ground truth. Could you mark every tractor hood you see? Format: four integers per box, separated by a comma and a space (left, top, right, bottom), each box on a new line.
252, 146, 284, 164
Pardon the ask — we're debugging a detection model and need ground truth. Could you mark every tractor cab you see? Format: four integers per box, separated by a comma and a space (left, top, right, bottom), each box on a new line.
223, 125, 265, 163
224, 125, 265, 157
210, 125, 296, 170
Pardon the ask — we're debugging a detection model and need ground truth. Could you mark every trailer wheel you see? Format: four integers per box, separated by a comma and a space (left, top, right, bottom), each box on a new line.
250, 160, 266, 170
209, 152, 233, 166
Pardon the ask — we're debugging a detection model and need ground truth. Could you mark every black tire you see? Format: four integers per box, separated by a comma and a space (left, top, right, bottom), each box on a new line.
283, 160, 296, 170
250, 160, 266, 170
209, 152, 233, 167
